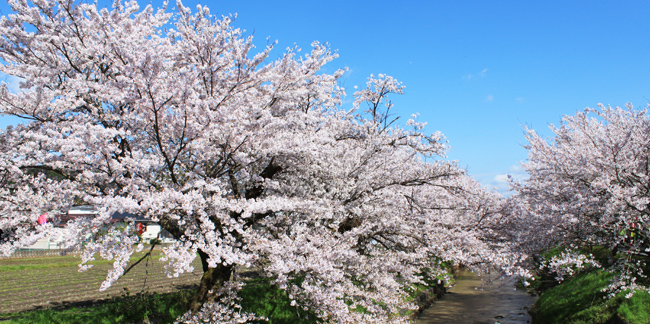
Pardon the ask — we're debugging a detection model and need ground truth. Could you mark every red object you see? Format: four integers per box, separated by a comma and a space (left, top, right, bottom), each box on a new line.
137, 223, 144, 234
37, 213, 47, 225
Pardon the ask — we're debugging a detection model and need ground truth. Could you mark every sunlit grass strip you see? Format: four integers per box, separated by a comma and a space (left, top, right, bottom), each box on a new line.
531, 269, 650, 324
0, 251, 167, 272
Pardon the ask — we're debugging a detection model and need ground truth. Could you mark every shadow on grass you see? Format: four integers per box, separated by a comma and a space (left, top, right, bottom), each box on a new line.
238, 277, 322, 324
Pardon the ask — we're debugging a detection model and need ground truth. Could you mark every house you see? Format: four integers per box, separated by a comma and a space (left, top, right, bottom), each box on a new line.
111, 211, 175, 244
22, 207, 175, 250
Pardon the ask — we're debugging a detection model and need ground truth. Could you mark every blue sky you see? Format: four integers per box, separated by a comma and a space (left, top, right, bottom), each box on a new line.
1, 0, 650, 194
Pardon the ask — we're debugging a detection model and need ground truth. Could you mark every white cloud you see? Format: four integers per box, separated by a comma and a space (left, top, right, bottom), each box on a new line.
507, 163, 527, 179
485, 94, 494, 102
474, 163, 529, 197
462, 68, 489, 80
491, 174, 512, 194
0, 72, 24, 93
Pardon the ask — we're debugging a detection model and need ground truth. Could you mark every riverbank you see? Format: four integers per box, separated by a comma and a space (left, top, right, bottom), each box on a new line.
530, 269, 650, 324
409, 279, 447, 320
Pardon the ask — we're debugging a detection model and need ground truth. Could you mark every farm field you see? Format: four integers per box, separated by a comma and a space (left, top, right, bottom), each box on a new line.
0, 249, 202, 315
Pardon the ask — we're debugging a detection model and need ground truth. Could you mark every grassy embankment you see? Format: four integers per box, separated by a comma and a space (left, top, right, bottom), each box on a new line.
529, 247, 650, 324
0, 252, 450, 323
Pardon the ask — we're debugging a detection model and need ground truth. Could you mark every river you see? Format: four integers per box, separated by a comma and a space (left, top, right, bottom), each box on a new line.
415, 270, 537, 324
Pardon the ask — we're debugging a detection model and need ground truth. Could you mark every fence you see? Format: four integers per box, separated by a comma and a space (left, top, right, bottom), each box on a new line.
2, 243, 170, 259
2, 249, 77, 259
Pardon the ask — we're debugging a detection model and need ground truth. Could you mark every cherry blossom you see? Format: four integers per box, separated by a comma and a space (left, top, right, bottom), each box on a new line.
0, 1, 525, 322
512, 105, 650, 296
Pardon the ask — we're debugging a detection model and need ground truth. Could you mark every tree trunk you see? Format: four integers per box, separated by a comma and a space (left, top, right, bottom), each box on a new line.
183, 160, 283, 312
189, 250, 234, 312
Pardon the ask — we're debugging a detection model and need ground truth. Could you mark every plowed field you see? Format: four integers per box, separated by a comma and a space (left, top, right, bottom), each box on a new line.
0, 251, 202, 314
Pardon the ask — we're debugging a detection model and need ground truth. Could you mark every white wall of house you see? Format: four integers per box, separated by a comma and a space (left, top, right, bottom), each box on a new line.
137, 223, 176, 244
25, 238, 58, 250
23, 228, 70, 250
141, 224, 160, 241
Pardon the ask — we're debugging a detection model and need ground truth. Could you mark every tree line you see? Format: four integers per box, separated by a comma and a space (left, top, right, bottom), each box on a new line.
0, 1, 647, 323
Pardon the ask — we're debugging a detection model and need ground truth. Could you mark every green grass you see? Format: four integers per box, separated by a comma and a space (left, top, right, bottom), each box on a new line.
0, 251, 167, 272
0, 254, 447, 323
0, 261, 99, 272
2, 279, 320, 324
2, 275, 445, 323
2, 289, 193, 324
617, 291, 650, 324
531, 269, 650, 324
0, 250, 201, 322
238, 277, 322, 324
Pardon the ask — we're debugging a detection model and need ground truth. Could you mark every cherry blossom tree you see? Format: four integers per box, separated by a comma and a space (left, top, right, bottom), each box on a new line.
511, 105, 650, 296
0, 1, 525, 322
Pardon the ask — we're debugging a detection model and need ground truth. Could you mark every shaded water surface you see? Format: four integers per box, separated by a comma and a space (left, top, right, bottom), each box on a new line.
416, 270, 536, 324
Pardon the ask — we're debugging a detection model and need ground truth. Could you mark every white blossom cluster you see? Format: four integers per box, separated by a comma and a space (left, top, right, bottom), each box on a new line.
0, 1, 529, 322
77, 223, 143, 290
601, 260, 650, 299
542, 251, 601, 282
176, 282, 264, 324
512, 105, 650, 297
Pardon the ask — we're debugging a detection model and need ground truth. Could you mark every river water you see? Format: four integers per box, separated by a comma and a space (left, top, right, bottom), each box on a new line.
415, 270, 537, 324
